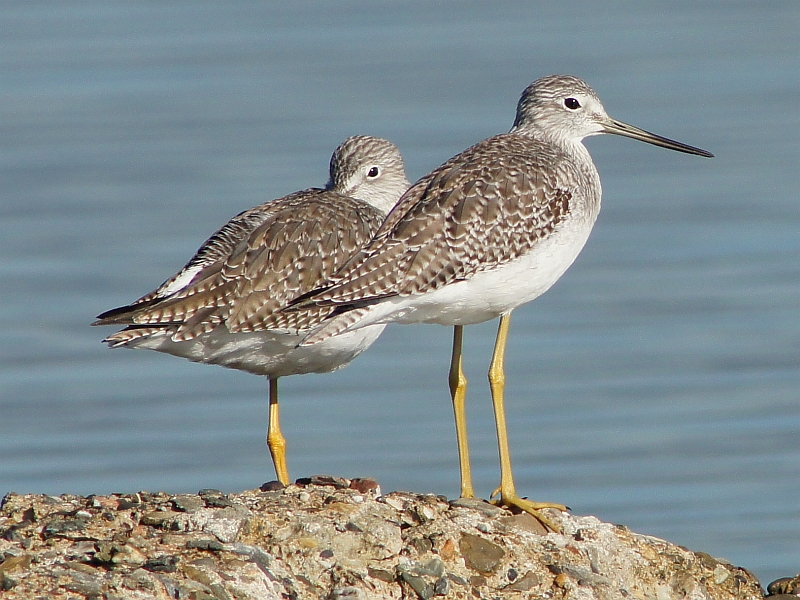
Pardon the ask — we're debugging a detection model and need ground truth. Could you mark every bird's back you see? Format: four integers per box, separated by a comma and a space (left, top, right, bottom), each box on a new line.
278, 131, 600, 333
94, 189, 386, 346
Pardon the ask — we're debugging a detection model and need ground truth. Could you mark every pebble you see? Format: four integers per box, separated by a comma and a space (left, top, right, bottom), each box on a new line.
259, 480, 285, 492
433, 575, 449, 596
296, 475, 350, 489
458, 533, 505, 574
381, 495, 406, 511
143, 555, 179, 573
767, 575, 800, 596
186, 539, 225, 552
449, 497, 505, 517
110, 544, 147, 567
504, 570, 540, 592
713, 564, 730, 584
349, 477, 380, 495
172, 494, 205, 512
401, 571, 433, 600
499, 512, 548, 535
199, 489, 233, 508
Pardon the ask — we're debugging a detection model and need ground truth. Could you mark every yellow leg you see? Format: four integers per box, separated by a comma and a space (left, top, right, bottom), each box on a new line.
267, 377, 290, 485
488, 313, 567, 531
449, 325, 475, 498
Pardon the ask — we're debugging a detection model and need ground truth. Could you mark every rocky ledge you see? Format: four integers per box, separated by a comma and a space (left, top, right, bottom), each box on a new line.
0, 476, 787, 600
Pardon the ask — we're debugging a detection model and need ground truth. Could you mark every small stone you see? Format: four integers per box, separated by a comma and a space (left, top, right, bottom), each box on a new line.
1, 572, 20, 591
140, 509, 182, 527
88, 495, 119, 510
198, 489, 233, 508
409, 536, 433, 554
768, 577, 800, 596
186, 539, 225, 552
416, 557, 445, 578
449, 497, 505, 517
413, 504, 437, 523
504, 571, 540, 592
93, 541, 115, 563
117, 496, 141, 510
124, 568, 166, 595
573, 528, 596, 541
368, 566, 395, 582
0, 554, 32, 573
469, 574, 487, 588
398, 557, 446, 579
259, 480, 285, 492
143, 555, 179, 572
111, 543, 147, 567
349, 478, 380, 495
381, 496, 406, 511
194, 506, 249, 543
434, 576, 449, 596
499, 512, 548, 535
172, 495, 205, 513
439, 538, 456, 561
42, 516, 89, 539
695, 551, 720, 570
401, 572, 434, 600
459, 533, 505, 574
296, 475, 350, 489
713, 564, 730, 584
507, 567, 518, 581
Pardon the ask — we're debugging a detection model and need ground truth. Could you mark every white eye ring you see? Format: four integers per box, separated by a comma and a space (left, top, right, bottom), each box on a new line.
367, 166, 380, 178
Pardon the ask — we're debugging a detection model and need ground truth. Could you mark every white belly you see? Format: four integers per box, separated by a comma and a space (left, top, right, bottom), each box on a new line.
349, 216, 595, 328
127, 324, 385, 378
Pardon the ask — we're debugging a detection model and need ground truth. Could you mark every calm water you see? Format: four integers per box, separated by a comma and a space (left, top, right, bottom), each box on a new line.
1, 1, 798, 585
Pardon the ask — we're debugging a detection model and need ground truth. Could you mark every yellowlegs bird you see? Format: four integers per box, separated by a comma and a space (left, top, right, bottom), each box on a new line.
93, 135, 410, 485
279, 75, 713, 526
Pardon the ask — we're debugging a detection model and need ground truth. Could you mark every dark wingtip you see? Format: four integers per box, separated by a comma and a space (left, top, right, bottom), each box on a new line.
93, 304, 136, 326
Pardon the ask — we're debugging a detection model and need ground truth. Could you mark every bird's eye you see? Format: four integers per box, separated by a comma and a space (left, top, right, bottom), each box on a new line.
367, 166, 380, 178
564, 97, 581, 110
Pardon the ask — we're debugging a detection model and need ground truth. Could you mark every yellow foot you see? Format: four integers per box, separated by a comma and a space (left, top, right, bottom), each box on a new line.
490, 488, 568, 532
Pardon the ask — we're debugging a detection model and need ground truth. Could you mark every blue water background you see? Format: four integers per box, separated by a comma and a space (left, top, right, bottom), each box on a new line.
1, 1, 798, 584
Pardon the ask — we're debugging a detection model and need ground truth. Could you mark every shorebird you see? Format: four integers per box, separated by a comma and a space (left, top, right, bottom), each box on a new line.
278, 75, 713, 527
93, 135, 410, 485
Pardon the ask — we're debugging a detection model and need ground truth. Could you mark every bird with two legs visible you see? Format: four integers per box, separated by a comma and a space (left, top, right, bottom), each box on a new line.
277, 75, 713, 530
93, 135, 411, 486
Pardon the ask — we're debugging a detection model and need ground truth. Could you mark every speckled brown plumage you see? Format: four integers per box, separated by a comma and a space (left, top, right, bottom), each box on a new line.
94, 135, 410, 345
270, 132, 580, 332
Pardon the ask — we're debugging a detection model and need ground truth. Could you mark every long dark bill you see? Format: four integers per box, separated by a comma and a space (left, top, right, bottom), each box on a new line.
602, 118, 714, 158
